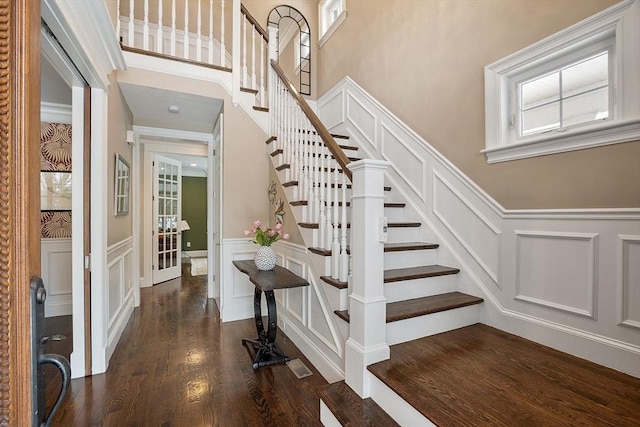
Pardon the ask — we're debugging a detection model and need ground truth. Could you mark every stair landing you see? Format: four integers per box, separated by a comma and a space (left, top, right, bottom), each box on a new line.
368, 323, 640, 427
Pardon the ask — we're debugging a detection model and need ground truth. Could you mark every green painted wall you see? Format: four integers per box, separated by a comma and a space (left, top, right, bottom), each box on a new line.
182, 176, 207, 251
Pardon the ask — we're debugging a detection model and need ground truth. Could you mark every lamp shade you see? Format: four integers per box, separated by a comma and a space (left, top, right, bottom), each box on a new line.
179, 220, 190, 231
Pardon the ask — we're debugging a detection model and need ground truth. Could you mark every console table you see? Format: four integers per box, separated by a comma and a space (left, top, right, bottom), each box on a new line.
232, 260, 309, 369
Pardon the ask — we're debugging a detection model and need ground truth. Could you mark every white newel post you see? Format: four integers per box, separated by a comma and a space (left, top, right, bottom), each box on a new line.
345, 159, 390, 398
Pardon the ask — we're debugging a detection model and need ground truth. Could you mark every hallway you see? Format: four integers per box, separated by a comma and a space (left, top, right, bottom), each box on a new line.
46, 265, 328, 426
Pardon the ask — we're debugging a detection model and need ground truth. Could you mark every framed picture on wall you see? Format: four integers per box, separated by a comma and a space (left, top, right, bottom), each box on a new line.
40, 171, 72, 210
114, 153, 130, 216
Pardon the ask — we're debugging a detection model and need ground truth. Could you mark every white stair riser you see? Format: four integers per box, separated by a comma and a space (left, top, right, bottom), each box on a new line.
369, 375, 436, 427
320, 283, 349, 312
387, 227, 420, 243
384, 275, 457, 304
320, 400, 343, 427
386, 304, 481, 345
383, 207, 405, 222
384, 249, 437, 270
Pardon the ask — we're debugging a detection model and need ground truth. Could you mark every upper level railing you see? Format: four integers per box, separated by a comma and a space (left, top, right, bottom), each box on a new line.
116, 0, 269, 108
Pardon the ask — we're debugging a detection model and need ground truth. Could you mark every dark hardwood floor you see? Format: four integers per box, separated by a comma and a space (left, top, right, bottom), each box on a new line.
45, 265, 328, 426
369, 323, 640, 427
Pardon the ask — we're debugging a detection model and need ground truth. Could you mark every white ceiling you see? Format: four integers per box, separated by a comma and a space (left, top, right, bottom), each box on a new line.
119, 82, 223, 134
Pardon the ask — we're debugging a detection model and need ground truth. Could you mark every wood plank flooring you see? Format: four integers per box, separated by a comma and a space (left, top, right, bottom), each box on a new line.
45, 265, 328, 426
368, 323, 640, 427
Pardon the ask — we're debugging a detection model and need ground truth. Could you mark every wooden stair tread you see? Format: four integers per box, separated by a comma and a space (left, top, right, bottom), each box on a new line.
253, 106, 269, 112
367, 323, 640, 426
318, 381, 399, 427
240, 86, 258, 94
267, 137, 358, 151
289, 201, 404, 208
320, 275, 347, 289
299, 222, 420, 229
309, 242, 437, 258
386, 292, 482, 322
384, 265, 459, 283
282, 180, 390, 191
335, 292, 483, 323
384, 242, 439, 252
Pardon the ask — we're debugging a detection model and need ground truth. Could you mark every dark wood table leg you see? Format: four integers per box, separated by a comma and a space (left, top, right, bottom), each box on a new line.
242, 288, 290, 369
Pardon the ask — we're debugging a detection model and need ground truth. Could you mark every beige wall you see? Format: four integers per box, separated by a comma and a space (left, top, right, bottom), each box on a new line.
243, 0, 319, 99
116, 67, 269, 240
317, 0, 639, 209
107, 72, 134, 246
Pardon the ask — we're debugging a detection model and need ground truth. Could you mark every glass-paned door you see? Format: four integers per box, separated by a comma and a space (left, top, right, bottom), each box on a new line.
152, 155, 182, 284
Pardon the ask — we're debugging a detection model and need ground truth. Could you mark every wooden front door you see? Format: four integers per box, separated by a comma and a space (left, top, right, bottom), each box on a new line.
0, 0, 41, 424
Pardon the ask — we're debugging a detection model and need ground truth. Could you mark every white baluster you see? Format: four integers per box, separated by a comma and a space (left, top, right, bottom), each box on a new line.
208, 0, 214, 64
291, 105, 298, 199
196, 0, 202, 62
301, 119, 310, 223
128, 0, 134, 47
340, 173, 349, 282
284, 93, 291, 182
260, 36, 265, 107
116, 0, 121, 44
251, 25, 257, 90
242, 17, 248, 86
312, 135, 320, 225
220, 0, 226, 66
156, 0, 163, 54
326, 158, 333, 251
319, 141, 327, 249
332, 167, 340, 279
183, 0, 190, 59
143, 0, 149, 50
171, 0, 176, 56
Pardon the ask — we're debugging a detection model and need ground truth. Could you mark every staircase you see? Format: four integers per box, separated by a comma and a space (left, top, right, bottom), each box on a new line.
267, 60, 484, 424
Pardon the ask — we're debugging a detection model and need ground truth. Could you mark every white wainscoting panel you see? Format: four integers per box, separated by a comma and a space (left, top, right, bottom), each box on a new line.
318, 76, 640, 377
433, 171, 500, 284
105, 237, 135, 365
41, 238, 73, 317
619, 235, 640, 329
347, 93, 377, 149
515, 231, 598, 318
381, 123, 425, 201
220, 239, 262, 322
318, 89, 345, 132
273, 241, 345, 382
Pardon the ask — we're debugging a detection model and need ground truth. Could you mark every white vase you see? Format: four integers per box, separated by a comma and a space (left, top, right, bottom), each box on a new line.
254, 246, 277, 271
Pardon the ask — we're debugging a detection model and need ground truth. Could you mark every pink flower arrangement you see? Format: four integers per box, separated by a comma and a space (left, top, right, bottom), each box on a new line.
243, 220, 289, 246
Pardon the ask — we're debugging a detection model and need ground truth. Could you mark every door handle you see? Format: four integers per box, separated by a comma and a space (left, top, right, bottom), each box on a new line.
39, 353, 71, 427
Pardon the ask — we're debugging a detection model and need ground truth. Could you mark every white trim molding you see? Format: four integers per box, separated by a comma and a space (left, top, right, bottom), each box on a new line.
483, 0, 640, 163
41, 102, 72, 124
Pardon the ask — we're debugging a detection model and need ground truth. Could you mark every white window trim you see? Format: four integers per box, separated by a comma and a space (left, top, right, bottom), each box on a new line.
483, 0, 640, 164
318, 0, 347, 48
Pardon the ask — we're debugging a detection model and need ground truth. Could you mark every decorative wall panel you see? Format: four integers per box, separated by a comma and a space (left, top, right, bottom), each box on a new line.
515, 231, 597, 318
619, 236, 640, 329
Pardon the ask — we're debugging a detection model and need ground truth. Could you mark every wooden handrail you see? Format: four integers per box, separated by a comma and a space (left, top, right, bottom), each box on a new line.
270, 59, 352, 181
241, 4, 269, 42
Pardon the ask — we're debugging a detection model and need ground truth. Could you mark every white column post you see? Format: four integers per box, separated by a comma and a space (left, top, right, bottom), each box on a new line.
143, 0, 149, 50
344, 159, 390, 398
156, 0, 163, 54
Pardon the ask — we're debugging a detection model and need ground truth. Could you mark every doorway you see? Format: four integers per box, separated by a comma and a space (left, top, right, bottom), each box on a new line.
152, 155, 183, 284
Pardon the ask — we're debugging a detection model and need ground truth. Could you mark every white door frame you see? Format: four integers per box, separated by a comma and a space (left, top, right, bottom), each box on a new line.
133, 126, 213, 293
